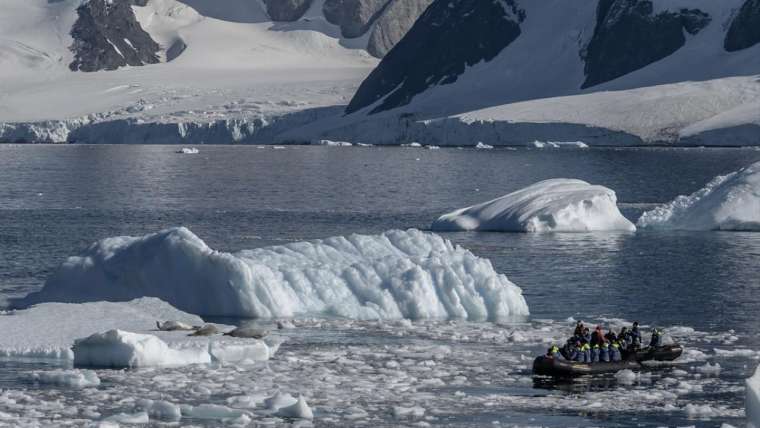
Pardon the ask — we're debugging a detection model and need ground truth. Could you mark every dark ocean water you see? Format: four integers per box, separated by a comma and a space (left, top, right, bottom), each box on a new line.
1, 144, 759, 427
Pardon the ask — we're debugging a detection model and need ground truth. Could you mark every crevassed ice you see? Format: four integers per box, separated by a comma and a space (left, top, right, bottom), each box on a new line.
431, 179, 636, 233
15, 228, 529, 320
638, 161, 760, 231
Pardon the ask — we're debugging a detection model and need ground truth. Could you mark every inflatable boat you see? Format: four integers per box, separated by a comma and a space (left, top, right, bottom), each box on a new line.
533, 345, 683, 377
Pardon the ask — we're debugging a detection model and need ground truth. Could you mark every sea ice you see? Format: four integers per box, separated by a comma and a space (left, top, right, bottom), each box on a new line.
0, 297, 203, 359
15, 228, 529, 321
431, 179, 636, 232
27, 369, 101, 388
275, 396, 314, 419
316, 139, 352, 147
176, 147, 199, 154
72, 329, 212, 368
638, 161, 760, 230
475, 142, 493, 149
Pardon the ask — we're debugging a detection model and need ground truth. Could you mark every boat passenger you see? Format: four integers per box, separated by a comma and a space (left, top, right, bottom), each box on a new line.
631, 322, 642, 347
590, 344, 600, 363
599, 342, 610, 362
574, 320, 585, 336
572, 342, 584, 362
649, 328, 663, 348
547, 345, 563, 359
591, 325, 606, 346
610, 342, 622, 361
604, 328, 617, 343
582, 327, 592, 344
581, 343, 591, 363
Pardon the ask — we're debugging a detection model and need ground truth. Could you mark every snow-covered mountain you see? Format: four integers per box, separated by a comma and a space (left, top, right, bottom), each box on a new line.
0, 0, 430, 143
291, 0, 760, 146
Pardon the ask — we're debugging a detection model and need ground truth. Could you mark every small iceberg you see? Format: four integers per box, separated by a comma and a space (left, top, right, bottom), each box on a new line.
402, 142, 422, 148
316, 139, 352, 147
14, 228, 529, 321
530, 140, 589, 149
431, 179, 636, 233
73, 329, 212, 368
475, 142, 494, 149
638, 161, 760, 230
176, 147, 199, 154
747, 364, 760, 427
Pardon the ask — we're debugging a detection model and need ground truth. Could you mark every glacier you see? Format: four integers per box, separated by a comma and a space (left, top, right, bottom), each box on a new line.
431, 179, 636, 233
14, 228, 529, 321
638, 161, 760, 231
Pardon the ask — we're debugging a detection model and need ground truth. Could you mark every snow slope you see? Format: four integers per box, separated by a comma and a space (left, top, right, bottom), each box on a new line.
13, 227, 529, 321
638, 160, 760, 231
431, 179, 635, 233
284, 0, 760, 146
0, 0, 377, 143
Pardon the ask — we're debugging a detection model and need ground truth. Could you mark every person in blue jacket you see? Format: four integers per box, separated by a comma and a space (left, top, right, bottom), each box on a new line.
590, 344, 600, 363
546, 345, 563, 359
649, 328, 663, 347
599, 342, 610, 362
610, 341, 622, 361
572, 341, 584, 362
630, 322, 642, 348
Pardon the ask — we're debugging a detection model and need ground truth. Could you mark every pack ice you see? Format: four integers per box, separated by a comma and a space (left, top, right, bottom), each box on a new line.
431, 179, 636, 233
14, 228, 529, 321
638, 161, 760, 231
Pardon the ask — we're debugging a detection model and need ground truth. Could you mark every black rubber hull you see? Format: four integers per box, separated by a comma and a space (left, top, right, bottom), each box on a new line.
627, 345, 683, 362
533, 356, 641, 377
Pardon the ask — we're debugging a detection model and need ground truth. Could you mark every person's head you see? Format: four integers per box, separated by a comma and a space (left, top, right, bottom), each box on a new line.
596, 325, 602, 331
633, 321, 639, 327
576, 320, 582, 326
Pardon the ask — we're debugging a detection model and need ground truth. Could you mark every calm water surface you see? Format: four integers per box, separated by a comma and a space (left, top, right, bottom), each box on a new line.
1, 144, 759, 427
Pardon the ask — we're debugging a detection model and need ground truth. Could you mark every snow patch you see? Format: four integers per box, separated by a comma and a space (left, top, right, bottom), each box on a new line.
27, 369, 101, 388
431, 179, 636, 233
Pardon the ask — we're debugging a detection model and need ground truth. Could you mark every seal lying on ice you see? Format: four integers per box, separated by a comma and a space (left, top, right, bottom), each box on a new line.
189, 324, 220, 336
223, 326, 269, 339
156, 321, 196, 331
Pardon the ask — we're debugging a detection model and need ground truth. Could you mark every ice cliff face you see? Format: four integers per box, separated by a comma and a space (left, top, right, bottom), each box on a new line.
69, 0, 160, 72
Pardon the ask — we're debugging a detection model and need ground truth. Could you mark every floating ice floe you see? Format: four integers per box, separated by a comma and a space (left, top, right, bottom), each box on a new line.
475, 142, 493, 149
14, 228, 529, 321
0, 297, 202, 359
431, 179, 636, 233
402, 142, 422, 148
27, 369, 100, 388
747, 364, 760, 428
176, 147, 199, 154
316, 139, 352, 147
530, 140, 589, 149
73, 329, 212, 368
638, 161, 760, 231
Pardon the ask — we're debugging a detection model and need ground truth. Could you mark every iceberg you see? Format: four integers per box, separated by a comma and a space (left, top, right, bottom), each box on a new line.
431, 179, 636, 233
72, 329, 211, 368
14, 228, 528, 321
638, 161, 760, 231
748, 364, 760, 428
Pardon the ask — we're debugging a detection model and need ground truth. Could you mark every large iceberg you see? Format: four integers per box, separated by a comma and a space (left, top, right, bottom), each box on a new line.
431, 179, 636, 233
14, 228, 528, 321
748, 364, 760, 428
638, 161, 760, 231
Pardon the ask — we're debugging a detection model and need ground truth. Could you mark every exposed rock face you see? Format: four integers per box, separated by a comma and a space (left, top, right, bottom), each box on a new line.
725, 0, 760, 52
263, 0, 313, 22
346, 0, 523, 115
582, 0, 710, 88
69, 0, 160, 72
323, 0, 392, 38
367, 0, 434, 58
